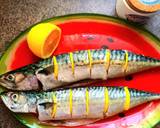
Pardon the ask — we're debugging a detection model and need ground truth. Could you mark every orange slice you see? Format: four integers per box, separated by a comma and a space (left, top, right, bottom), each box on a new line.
27, 23, 61, 58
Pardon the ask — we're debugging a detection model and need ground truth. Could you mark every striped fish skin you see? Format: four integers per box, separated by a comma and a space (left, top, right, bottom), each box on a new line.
0, 49, 160, 90
1, 86, 160, 121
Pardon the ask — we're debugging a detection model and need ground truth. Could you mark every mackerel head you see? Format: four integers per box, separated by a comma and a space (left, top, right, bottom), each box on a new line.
0, 56, 54, 90
1, 91, 52, 113
0, 63, 41, 90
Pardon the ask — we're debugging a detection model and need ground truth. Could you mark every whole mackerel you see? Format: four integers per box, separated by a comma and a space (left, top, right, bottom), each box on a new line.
1, 86, 160, 126
0, 49, 160, 90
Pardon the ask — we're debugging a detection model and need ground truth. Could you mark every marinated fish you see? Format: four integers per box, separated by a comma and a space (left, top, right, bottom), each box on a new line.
1, 86, 160, 126
0, 49, 160, 90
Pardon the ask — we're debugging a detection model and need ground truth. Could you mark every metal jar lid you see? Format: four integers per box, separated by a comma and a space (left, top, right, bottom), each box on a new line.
127, 0, 160, 13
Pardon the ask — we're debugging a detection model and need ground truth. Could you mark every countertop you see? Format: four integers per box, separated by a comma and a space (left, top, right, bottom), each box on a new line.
0, 0, 160, 128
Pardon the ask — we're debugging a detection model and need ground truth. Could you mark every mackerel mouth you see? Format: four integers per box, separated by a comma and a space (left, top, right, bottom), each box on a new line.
0, 93, 11, 111
0, 80, 11, 90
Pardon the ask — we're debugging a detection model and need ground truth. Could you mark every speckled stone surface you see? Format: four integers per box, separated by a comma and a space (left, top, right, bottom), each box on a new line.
0, 0, 160, 128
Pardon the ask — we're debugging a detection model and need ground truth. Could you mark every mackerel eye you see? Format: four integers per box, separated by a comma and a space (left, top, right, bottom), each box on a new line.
5, 74, 15, 82
11, 93, 19, 102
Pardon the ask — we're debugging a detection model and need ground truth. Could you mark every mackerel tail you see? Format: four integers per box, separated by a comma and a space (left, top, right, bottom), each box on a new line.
125, 51, 160, 77
0, 49, 160, 91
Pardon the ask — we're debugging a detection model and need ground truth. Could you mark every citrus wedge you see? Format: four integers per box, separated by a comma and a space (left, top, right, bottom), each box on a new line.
27, 23, 61, 58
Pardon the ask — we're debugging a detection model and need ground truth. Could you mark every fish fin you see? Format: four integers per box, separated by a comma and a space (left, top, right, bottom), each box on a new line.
39, 119, 100, 127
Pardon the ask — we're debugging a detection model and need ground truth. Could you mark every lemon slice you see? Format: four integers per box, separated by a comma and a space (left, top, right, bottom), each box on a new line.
27, 23, 61, 58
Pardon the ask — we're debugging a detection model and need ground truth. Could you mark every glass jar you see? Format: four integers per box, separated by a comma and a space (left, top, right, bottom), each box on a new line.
116, 0, 160, 24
